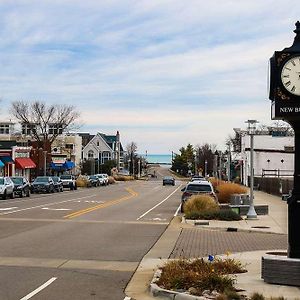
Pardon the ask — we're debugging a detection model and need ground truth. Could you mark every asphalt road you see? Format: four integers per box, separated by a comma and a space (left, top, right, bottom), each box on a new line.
0, 167, 182, 300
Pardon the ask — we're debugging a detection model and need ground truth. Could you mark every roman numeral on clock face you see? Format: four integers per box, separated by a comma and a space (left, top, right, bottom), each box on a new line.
285, 81, 291, 87
291, 86, 296, 92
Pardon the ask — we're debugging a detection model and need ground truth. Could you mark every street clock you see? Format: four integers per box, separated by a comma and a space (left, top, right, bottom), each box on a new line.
269, 21, 300, 120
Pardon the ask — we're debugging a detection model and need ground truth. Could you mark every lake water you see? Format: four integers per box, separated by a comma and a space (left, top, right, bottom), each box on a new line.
141, 154, 172, 165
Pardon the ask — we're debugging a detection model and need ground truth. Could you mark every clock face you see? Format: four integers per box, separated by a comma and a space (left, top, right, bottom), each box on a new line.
281, 56, 300, 96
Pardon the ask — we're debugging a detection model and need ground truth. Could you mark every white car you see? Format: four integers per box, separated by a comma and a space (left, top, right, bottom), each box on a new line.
0, 177, 15, 199
95, 174, 109, 186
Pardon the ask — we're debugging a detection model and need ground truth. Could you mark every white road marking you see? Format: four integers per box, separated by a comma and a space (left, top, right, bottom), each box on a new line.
123, 297, 131, 300
174, 203, 182, 216
41, 208, 72, 211
0, 195, 97, 216
20, 277, 57, 300
136, 184, 182, 221
0, 207, 18, 211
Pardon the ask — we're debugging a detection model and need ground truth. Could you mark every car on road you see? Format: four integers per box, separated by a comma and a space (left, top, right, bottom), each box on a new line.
60, 174, 77, 190
88, 175, 100, 187
162, 176, 175, 186
31, 176, 55, 193
10, 176, 30, 197
181, 180, 217, 212
51, 176, 64, 192
0, 176, 15, 199
190, 175, 206, 182
96, 173, 109, 185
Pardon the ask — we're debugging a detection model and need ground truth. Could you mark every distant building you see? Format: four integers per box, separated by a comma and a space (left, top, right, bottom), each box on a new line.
232, 127, 294, 185
81, 131, 124, 173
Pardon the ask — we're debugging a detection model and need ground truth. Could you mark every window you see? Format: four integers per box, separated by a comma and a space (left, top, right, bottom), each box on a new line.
284, 146, 294, 152
22, 124, 36, 135
49, 124, 63, 135
0, 124, 10, 134
97, 141, 100, 146
102, 151, 111, 163
88, 150, 94, 159
65, 144, 74, 150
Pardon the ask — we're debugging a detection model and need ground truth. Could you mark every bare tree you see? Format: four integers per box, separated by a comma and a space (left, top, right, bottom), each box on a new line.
126, 142, 138, 156
10, 100, 80, 147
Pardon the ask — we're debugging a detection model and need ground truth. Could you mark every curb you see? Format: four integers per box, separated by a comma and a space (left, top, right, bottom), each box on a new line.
150, 270, 216, 300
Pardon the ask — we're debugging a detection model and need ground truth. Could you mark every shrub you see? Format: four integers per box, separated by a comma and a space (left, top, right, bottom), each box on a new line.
75, 176, 90, 187
185, 209, 242, 221
216, 183, 247, 204
113, 175, 134, 181
184, 195, 219, 215
108, 176, 116, 184
156, 257, 246, 296
209, 177, 226, 188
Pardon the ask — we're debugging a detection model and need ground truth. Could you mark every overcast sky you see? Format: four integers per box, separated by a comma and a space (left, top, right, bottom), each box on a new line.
0, 1, 299, 154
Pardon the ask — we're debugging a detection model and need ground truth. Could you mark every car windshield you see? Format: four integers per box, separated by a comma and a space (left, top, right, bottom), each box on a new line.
97, 175, 103, 178
90, 176, 97, 179
60, 175, 72, 180
11, 177, 23, 184
52, 177, 59, 182
34, 177, 49, 183
186, 184, 212, 192
164, 176, 173, 180
0, 178, 4, 185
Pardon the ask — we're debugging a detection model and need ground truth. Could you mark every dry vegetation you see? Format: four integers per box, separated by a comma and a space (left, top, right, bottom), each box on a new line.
113, 175, 134, 181
156, 257, 246, 296
183, 195, 219, 215
216, 183, 247, 204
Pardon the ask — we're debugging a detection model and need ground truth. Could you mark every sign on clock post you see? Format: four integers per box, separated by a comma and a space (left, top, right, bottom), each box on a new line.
269, 21, 300, 258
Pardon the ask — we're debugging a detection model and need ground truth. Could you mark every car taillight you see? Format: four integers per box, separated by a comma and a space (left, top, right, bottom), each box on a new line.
183, 192, 192, 198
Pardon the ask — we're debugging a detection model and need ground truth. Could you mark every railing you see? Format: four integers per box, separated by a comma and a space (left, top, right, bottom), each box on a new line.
262, 169, 293, 178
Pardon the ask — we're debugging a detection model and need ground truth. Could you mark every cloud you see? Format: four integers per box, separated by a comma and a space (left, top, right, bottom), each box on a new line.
0, 0, 299, 152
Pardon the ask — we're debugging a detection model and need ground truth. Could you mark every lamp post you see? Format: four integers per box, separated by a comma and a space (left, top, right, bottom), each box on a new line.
204, 160, 208, 177
245, 119, 259, 219
226, 141, 231, 181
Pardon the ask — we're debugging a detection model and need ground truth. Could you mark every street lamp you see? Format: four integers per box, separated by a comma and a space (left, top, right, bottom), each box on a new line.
245, 119, 259, 219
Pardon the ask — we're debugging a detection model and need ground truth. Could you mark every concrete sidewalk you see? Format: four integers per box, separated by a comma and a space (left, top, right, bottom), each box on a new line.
125, 190, 300, 299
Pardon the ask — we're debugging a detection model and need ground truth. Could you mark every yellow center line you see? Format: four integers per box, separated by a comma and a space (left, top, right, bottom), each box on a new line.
63, 187, 138, 219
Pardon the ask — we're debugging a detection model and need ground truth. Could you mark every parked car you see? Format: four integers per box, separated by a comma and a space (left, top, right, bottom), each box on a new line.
181, 180, 217, 212
10, 176, 30, 197
96, 173, 109, 185
162, 176, 175, 186
0, 176, 15, 199
31, 176, 55, 193
190, 175, 206, 182
95, 174, 107, 186
60, 174, 77, 190
51, 176, 64, 192
88, 175, 100, 187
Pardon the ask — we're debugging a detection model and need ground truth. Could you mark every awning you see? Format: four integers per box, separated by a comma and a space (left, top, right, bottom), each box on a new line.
0, 156, 14, 164
15, 158, 36, 169
50, 161, 65, 170
64, 161, 75, 170
0, 160, 4, 168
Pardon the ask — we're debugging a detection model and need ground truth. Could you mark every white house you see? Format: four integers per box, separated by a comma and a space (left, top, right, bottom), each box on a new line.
236, 128, 294, 185
81, 131, 124, 172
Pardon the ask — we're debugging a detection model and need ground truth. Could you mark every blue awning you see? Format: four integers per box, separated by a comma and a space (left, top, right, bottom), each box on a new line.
64, 161, 75, 170
0, 160, 4, 168
0, 156, 14, 164
50, 161, 65, 170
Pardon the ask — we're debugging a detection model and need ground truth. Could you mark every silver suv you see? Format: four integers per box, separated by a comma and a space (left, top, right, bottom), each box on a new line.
0, 177, 15, 199
181, 180, 217, 212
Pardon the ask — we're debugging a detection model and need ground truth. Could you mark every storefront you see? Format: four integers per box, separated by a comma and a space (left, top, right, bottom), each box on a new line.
12, 147, 36, 180
0, 153, 14, 176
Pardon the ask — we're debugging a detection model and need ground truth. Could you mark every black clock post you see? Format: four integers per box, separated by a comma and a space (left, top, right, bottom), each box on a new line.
269, 21, 300, 259
262, 22, 300, 287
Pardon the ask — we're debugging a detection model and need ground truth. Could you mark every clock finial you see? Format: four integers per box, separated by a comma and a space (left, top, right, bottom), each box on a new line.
292, 20, 300, 49
294, 21, 300, 34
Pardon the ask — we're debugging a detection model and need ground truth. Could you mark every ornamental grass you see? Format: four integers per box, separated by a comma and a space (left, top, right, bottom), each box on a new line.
216, 183, 247, 204
156, 257, 246, 296
209, 177, 226, 188
183, 195, 219, 215
113, 175, 134, 181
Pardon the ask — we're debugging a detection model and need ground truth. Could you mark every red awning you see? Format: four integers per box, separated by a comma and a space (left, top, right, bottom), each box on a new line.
15, 158, 36, 169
